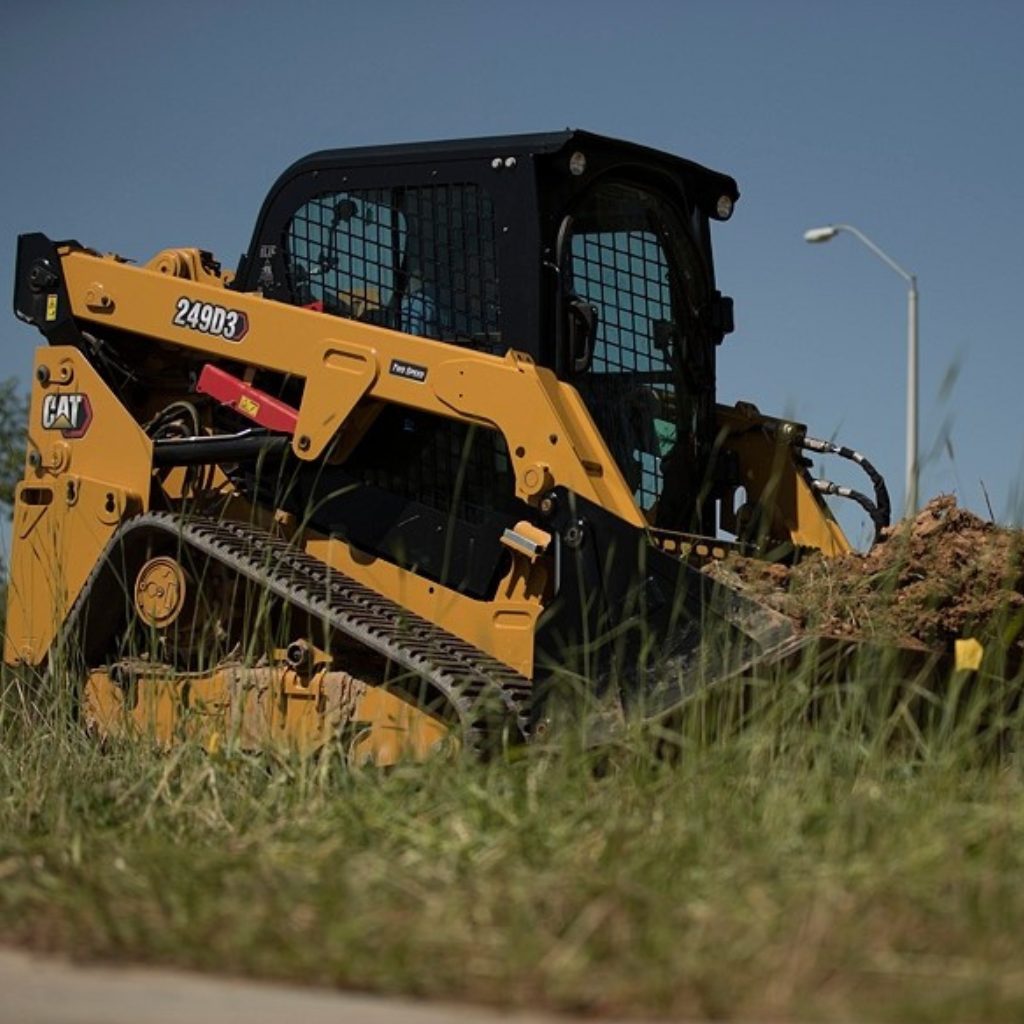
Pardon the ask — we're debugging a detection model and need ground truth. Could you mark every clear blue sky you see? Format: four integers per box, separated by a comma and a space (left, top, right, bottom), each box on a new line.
3, 0, 1022, 543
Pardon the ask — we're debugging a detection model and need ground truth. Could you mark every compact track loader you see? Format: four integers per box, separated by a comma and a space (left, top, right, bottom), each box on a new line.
5, 131, 895, 762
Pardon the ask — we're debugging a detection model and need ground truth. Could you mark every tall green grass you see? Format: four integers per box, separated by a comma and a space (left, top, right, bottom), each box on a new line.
3, 646, 1024, 1023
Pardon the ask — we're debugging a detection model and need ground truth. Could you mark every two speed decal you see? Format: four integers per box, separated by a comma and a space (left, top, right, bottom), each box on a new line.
173, 297, 249, 342
389, 358, 428, 383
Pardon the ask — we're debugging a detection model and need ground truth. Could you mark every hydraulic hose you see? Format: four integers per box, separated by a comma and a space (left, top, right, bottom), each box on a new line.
152, 429, 291, 467
799, 436, 892, 542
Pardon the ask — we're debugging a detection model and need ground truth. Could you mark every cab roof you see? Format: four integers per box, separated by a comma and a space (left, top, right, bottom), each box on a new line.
275, 129, 740, 212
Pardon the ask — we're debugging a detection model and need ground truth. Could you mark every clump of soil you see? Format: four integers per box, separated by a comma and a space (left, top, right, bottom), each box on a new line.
712, 496, 1024, 656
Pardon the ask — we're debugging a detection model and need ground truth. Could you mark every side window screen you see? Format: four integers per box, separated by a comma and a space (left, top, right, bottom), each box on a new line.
287, 191, 406, 320
284, 183, 503, 353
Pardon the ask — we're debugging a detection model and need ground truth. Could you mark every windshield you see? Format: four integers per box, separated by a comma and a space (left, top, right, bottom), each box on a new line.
563, 181, 714, 526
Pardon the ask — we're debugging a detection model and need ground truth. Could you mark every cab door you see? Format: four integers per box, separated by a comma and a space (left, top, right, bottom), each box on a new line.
557, 180, 716, 529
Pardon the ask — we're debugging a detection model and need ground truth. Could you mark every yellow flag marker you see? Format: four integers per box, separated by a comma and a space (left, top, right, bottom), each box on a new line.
955, 638, 984, 672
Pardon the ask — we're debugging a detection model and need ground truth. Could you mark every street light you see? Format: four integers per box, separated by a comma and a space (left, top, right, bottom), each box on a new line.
804, 223, 919, 515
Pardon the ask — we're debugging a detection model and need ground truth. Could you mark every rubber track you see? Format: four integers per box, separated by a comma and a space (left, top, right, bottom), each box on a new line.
65, 513, 534, 749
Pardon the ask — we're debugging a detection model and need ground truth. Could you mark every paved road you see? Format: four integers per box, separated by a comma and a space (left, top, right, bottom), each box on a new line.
0, 948, 644, 1024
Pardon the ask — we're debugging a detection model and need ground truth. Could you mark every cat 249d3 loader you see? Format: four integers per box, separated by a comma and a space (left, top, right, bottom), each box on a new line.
5, 130, 892, 762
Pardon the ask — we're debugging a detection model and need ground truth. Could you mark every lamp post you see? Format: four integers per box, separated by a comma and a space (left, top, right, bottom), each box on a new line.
804, 224, 919, 515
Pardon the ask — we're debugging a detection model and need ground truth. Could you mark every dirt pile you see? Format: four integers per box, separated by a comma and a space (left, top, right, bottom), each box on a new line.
715, 496, 1024, 656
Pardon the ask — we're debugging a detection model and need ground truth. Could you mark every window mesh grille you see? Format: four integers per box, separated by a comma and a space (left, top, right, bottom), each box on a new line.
573, 231, 672, 376
284, 183, 503, 354
347, 410, 513, 527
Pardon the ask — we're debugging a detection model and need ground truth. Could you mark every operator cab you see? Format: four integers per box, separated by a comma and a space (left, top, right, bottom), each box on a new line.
235, 132, 738, 588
